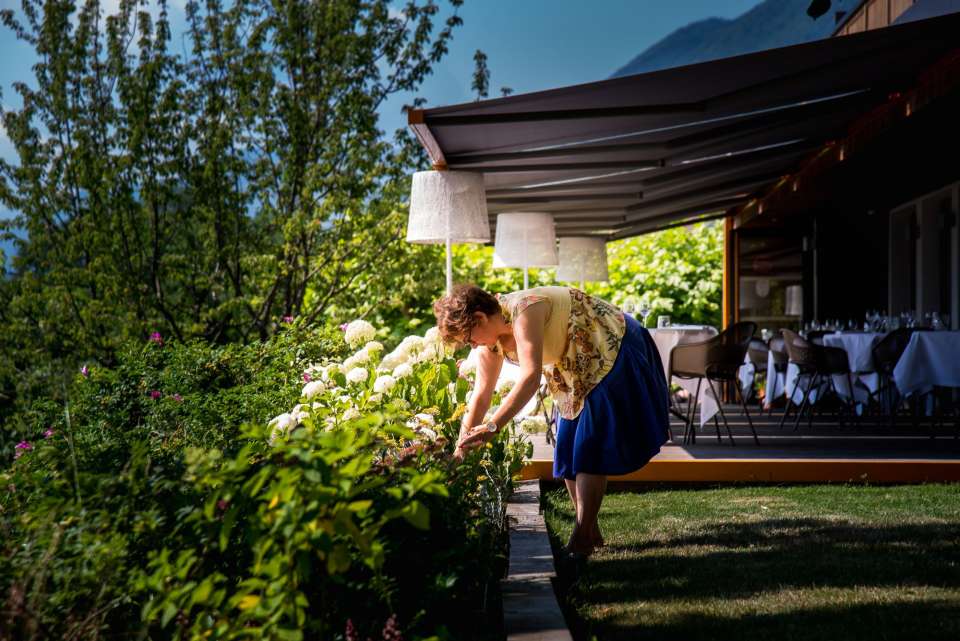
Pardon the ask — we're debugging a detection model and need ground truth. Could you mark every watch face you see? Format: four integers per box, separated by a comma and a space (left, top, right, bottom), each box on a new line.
486, 421, 497, 432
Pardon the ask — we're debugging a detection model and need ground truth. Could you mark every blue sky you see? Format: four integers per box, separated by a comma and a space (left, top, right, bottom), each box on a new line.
0, 0, 764, 225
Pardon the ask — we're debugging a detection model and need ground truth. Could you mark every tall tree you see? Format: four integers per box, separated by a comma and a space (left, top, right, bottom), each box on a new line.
0, 0, 461, 359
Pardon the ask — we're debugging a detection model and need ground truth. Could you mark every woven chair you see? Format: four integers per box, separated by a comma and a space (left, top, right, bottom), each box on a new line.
669, 321, 759, 446
779, 329, 857, 431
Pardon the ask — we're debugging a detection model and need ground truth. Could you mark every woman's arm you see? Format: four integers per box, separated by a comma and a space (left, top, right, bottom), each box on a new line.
458, 303, 547, 451
460, 346, 503, 433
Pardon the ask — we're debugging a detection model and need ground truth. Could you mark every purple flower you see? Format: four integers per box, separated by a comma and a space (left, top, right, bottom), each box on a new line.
339, 323, 349, 332
150, 390, 162, 400
302, 372, 312, 382
43, 428, 55, 439
81, 365, 89, 378
216, 499, 229, 513
149, 331, 163, 345
281, 315, 294, 324
14, 441, 32, 460
172, 394, 183, 403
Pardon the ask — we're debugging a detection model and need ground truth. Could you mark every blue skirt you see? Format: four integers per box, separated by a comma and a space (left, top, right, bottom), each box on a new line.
553, 314, 670, 480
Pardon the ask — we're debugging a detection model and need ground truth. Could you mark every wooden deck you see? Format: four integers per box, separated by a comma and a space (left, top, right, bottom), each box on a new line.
520, 405, 960, 482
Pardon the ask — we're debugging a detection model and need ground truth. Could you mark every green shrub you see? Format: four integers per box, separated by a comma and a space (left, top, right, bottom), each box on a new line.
1, 322, 530, 640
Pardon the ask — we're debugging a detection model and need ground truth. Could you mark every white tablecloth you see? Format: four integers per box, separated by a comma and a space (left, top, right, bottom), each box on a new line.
649, 326, 720, 427
821, 332, 883, 403
893, 331, 960, 397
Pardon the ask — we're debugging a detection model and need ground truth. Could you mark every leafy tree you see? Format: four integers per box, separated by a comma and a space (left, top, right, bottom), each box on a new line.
0, 0, 462, 423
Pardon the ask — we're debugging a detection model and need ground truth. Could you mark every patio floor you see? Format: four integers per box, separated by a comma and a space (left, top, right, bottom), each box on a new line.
521, 404, 960, 482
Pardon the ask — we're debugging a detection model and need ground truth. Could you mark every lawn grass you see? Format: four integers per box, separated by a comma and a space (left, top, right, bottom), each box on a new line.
543, 484, 960, 641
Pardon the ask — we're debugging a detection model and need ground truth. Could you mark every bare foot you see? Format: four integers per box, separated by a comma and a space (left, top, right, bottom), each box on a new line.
565, 527, 596, 557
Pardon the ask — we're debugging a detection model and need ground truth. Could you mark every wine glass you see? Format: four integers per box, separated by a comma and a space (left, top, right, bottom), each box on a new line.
638, 301, 652, 327
621, 296, 637, 316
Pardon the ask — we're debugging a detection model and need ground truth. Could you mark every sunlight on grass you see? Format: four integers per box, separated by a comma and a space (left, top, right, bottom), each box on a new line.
544, 484, 960, 641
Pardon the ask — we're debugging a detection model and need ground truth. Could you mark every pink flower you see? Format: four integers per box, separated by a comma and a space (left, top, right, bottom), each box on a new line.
43, 428, 55, 439
14, 441, 32, 460
282, 315, 294, 324
381, 614, 402, 641
302, 372, 312, 382
172, 394, 183, 403
216, 499, 229, 514
149, 331, 163, 345
339, 323, 349, 332
150, 390, 161, 400
81, 365, 89, 378
345, 620, 358, 641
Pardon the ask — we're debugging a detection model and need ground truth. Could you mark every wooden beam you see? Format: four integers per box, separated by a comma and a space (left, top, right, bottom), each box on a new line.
407, 108, 447, 169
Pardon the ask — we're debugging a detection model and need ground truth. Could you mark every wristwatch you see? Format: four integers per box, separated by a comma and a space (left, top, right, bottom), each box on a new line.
484, 420, 499, 433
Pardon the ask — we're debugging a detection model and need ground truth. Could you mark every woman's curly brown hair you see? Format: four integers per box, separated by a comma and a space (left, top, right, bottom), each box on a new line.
433, 284, 501, 343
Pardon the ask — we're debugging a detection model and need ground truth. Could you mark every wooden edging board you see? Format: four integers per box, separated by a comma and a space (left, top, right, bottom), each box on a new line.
520, 459, 960, 483
502, 480, 574, 641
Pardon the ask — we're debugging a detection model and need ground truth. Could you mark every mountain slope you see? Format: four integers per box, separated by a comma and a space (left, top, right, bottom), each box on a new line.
612, 0, 862, 77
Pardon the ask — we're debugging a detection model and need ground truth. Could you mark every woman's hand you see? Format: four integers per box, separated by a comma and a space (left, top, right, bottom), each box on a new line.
453, 425, 492, 459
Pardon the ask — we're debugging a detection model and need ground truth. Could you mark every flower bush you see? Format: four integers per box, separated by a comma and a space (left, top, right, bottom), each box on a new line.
1, 320, 530, 640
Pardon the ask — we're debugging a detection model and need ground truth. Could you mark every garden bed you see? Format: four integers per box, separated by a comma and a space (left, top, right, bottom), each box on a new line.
543, 483, 960, 641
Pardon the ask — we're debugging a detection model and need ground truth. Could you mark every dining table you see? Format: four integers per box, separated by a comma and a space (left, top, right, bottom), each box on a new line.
893, 330, 960, 397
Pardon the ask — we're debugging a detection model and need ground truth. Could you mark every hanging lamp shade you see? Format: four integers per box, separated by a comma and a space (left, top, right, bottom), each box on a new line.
492, 212, 558, 269
557, 237, 609, 283
406, 170, 490, 244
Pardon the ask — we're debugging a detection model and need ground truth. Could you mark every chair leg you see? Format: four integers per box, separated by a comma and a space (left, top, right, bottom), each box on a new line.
793, 373, 818, 432
778, 375, 799, 430
735, 382, 760, 446
706, 378, 736, 446
690, 378, 702, 445
682, 378, 701, 445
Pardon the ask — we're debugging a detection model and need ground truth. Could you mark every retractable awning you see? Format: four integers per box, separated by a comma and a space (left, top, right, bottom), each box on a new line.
408, 11, 960, 240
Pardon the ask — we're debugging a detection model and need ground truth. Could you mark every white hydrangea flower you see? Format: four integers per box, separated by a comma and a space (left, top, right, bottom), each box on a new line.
351, 349, 371, 365
412, 412, 435, 427
373, 374, 397, 394
344, 320, 376, 348
392, 362, 414, 379
290, 404, 310, 423
399, 335, 424, 355
364, 341, 384, 354
458, 359, 476, 377
338, 394, 352, 404
496, 378, 515, 395
367, 393, 383, 405
346, 367, 369, 384
301, 380, 326, 399
342, 407, 361, 421
341, 355, 359, 371
417, 427, 438, 441
268, 412, 297, 443
322, 363, 340, 380
379, 352, 403, 370
424, 326, 441, 344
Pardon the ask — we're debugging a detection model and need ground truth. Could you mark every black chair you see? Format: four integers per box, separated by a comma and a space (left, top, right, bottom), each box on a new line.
767, 336, 789, 415
669, 322, 760, 446
871, 328, 915, 425
779, 329, 857, 431
745, 338, 769, 403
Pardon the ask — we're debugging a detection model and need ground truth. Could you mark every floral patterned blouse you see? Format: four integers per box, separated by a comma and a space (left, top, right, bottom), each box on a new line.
491, 286, 625, 420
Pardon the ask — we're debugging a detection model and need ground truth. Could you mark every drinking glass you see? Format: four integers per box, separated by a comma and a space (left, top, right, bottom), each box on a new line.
638, 302, 652, 327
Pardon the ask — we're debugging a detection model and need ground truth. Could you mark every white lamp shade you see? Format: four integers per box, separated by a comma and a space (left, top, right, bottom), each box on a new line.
557, 237, 609, 282
406, 170, 490, 244
492, 212, 558, 268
